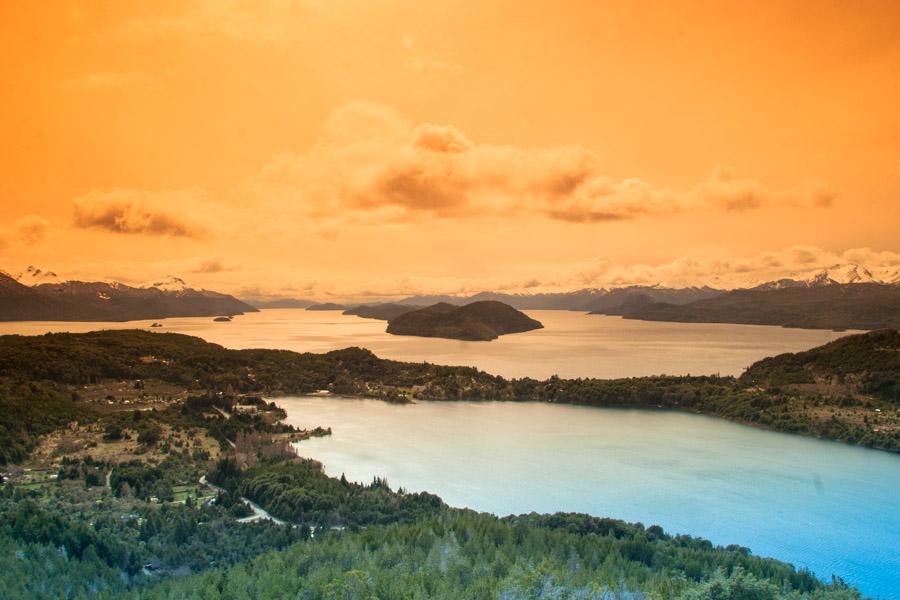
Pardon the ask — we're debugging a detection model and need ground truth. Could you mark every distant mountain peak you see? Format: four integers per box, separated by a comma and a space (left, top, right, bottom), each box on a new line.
0, 269, 256, 321
145, 275, 188, 293
15, 265, 65, 286
804, 263, 876, 286
755, 262, 887, 290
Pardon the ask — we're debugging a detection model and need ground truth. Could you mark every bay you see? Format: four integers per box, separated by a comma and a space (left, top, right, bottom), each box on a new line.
0, 308, 855, 378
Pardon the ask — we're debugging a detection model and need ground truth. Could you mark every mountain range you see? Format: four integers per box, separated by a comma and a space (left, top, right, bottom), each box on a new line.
0, 268, 256, 322
398, 263, 900, 311
393, 263, 900, 330
604, 283, 900, 330
4, 261, 898, 329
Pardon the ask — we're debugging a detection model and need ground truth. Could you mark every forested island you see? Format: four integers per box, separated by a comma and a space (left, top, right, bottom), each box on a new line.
0, 329, 880, 598
386, 300, 545, 341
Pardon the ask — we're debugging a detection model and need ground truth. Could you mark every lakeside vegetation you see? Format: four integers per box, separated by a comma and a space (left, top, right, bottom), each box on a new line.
0, 432, 864, 599
1, 329, 897, 453
605, 283, 900, 331
0, 329, 892, 597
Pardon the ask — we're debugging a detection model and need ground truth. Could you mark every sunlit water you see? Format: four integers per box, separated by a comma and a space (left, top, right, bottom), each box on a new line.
0, 308, 855, 378
282, 397, 900, 599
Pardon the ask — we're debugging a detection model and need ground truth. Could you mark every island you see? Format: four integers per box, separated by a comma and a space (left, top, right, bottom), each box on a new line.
385, 300, 544, 341
342, 302, 422, 321
305, 302, 349, 311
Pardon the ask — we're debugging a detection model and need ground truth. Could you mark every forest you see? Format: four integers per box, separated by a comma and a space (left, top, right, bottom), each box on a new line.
0, 328, 882, 598
0, 329, 897, 453
0, 454, 864, 600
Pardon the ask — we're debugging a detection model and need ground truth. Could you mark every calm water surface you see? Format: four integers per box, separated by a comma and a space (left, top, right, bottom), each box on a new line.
0, 308, 855, 378
282, 397, 900, 599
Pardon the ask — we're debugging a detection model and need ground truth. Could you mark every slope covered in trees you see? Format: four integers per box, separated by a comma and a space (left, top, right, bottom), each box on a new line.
1, 329, 897, 451
0, 272, 256, 322
343, 302, 421, 321
0, 329, 882, 598
387, 301, 544, 341
603, 283, 900, 330
0, 454, 864, 600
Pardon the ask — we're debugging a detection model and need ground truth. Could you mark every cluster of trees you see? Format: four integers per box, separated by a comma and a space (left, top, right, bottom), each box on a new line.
2, 329, 898, 454
0, 378, 92, 464
0, 455, 864, 600
100, 508, 859, 599
742, 329, 900, 402
0, 483, 307, 597
0, 330, 887, 598
211, 457, 444, 528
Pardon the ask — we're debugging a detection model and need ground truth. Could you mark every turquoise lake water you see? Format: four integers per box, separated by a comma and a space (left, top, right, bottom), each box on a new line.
282, 397, 900, 599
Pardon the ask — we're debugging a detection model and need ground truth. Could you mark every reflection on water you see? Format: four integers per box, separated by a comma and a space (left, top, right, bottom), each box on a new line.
0, 308, 855, 378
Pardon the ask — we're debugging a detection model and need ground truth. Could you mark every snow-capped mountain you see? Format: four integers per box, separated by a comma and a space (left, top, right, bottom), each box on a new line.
874, 266, 900, 285
0, 269, 256, 321
15, 266, 66, 286
804, 263, 877, 285
754, 263, 892, 290
144, 276, 189, 294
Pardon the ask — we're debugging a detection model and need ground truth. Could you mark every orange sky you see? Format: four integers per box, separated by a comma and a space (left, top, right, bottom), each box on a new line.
2, 1, 899, 300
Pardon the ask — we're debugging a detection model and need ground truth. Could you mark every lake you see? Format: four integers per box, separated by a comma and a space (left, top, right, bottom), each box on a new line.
281, 396, 900, 599
0, 308, 855, 378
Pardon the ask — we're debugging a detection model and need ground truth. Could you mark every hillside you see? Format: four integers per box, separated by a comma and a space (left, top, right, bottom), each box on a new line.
0, 330, 884, 598
613, 283, 900, 330
305, 302, 348, 311
343, 302, 421, 321
741, 329, 900, 400
386, 301, 544, 340
401, 286, 721, 311
250, 298, 314, 309
585, 286, 722, 314
0, 273, 256, 322
1, 328, 896, 453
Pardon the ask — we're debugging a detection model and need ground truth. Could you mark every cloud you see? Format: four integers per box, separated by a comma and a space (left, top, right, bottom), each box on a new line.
13, 215, 51, 244
72, 189, 208, 237
554, 245, 900, 290
111, 0, 314, 46
0, 215, 52, 252
259, 101, 836, 226
233, 244, 900, 301
191, 257, 233, 273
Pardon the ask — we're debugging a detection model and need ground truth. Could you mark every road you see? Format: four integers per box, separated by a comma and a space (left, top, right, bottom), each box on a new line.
198, 475, 289, 526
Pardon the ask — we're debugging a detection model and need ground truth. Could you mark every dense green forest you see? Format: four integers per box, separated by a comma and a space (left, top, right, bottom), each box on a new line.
0, 455, 863, 600
0, 329, 882, 598
0, 379, 90, 463
1, 329, 897, 452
